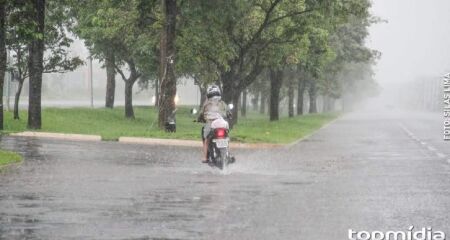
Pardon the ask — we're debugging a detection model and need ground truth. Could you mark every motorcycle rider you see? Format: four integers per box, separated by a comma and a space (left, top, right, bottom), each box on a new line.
198, 85, 228, 163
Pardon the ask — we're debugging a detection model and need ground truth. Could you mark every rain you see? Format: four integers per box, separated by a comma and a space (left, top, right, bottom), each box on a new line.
0, 0, 450, 239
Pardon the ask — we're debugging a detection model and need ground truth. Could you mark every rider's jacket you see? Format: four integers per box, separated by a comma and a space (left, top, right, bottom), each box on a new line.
200, 96, 228, 122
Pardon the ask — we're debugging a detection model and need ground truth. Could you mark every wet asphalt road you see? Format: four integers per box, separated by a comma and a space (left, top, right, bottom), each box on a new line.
1, 110, 450, 240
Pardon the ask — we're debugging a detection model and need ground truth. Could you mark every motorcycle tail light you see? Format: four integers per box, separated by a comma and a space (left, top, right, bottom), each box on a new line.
215, 128, 226, 138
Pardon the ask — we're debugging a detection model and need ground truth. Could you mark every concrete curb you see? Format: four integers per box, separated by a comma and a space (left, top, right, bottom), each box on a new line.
118, 137, 282, 149
10, 131, 102, 142
119, 137, 201, 147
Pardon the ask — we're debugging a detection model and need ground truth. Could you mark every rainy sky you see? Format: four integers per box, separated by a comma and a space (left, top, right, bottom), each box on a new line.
368, 0, 450, 87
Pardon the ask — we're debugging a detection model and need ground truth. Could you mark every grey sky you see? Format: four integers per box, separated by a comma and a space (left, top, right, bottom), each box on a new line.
368, 0, 450, 87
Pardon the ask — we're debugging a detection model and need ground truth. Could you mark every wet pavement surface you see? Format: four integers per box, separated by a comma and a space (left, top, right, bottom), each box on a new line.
1, 110, 450, 239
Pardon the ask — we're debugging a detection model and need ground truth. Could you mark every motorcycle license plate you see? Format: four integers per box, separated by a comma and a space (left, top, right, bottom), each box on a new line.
214, 139, 229, 148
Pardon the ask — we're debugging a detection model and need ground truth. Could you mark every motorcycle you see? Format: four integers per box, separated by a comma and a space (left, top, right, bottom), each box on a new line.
206, 117, 235, 170
194, 104, 235, 170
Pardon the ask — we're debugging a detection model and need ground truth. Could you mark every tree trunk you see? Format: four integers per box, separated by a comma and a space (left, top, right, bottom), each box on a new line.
158, 0, 177, 129
251, 91, 259, 111
241, 89, 247, 117
198, 83, 206, 109
154, 78, 159, 107
0, 2, 6, 130
105, 50, 115, 108
124, 80, 134, 119
322, 96, 331, 112
14, 81, 24, 120
308, 80, 317, 114
328, 97, 335, 112
27, 0, 45, 129
288, 79, 294, 117
259, 91, 266, 114
269, 68, 283, 121
297, 76, 305, 115
232, 94, 240, 126
221, 71, 239, 126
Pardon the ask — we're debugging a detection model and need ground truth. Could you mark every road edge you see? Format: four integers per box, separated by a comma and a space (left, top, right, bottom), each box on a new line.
118, 137, 282, 149
0, 150, 23, 170
9, 131, 102, 141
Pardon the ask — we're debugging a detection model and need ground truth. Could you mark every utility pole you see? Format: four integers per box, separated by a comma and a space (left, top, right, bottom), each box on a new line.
88, 56, 93, 108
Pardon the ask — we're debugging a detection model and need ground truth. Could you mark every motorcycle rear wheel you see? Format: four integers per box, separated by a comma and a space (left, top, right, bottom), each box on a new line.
218, 148, 229, 170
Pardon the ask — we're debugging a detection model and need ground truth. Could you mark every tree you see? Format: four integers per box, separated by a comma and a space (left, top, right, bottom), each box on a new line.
286, 70, 295, 117
181, 0, 319, 124
115, 57, 141, 119
69, 0, 117, 109
158, 0, 177, 129
27, 0, 45, 129
104, 50, 115, 108
296, 68, 307, 115
241, 89, 247, 117
0, 0, 6, 130
315, 1, 378, 112
72, 0, 159, 118
6, 0, 83, 119
247, 72, 270, 115
181, 0, 371, 123
269, 68, 283, 121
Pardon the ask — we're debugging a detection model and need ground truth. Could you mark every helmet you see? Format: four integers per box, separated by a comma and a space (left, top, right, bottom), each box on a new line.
206, 85, 221, 98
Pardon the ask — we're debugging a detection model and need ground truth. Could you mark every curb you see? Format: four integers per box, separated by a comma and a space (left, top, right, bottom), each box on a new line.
10, 131, 102, 142
119, 137, 201, 147
118, 137, 282, 149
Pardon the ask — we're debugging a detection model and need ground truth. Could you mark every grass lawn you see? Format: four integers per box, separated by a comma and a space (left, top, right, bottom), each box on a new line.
0, 150, 22, 167
2, 106, 339, 144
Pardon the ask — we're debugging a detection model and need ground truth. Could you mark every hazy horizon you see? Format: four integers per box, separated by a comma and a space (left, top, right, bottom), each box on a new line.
368, 0, 450, 86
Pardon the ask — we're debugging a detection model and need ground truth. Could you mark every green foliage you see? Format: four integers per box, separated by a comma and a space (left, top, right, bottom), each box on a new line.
70, 0, 159, 82
6, 0, 84, 81
3, 0, 377, 127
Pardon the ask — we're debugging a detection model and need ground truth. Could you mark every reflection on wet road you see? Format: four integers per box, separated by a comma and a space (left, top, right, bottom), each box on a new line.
1, 111, 450, 239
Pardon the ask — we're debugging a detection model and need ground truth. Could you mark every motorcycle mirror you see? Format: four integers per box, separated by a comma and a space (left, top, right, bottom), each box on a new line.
191, 108, 198, 115
228, 104, 234, 110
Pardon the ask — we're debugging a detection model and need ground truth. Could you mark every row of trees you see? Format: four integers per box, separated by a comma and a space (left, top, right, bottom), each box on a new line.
0, 0, 379, 130
0, 0, 84, 129
0, 0, 178, 129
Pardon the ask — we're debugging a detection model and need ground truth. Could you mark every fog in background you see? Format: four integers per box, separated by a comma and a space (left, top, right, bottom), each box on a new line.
367, 0, 450, 110
6, 37, 200, 109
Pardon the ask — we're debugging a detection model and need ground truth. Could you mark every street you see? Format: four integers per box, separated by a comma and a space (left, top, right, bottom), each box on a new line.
1, 110, 450, 240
